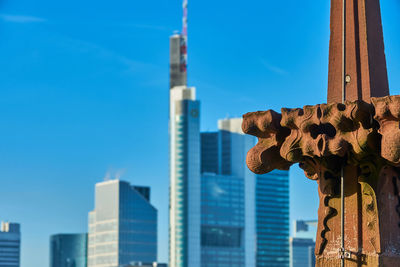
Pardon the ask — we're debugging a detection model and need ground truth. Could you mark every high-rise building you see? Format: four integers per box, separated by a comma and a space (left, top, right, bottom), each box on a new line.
169, 1, 201, 267
88, 180, 157, 267
201, 173, 245, 266
0, 221, 21, 267
290, 220, 317, 267
200, 118, 290, 267
256, 171, 290, 267
290, 238, 315, 267
124, 263, 167, 267
50, 233, 87, 267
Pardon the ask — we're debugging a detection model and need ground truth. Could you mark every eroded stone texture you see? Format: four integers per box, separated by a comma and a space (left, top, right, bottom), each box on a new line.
328, 0, 389, 103
243, 0, 397, 265
242, 97, 400, 265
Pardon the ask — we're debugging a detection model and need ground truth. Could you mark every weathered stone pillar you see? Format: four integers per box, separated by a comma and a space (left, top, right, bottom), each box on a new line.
242, 0, 400, 266
328, 0, 389, 103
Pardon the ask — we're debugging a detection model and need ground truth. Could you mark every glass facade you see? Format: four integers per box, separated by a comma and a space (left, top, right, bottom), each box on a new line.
88, 180, 157, 267
169, 86, 201, 267
290, 238, 315, 267
50, 234, 87, 267
0, 222, 20, 267
201, 174, 245, 267
200, 118, 290, 267
256, 170, 290, 267
200, 133, 218, 174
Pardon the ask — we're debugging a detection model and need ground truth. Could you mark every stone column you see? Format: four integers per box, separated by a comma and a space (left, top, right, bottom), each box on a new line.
242, 0, 400, 265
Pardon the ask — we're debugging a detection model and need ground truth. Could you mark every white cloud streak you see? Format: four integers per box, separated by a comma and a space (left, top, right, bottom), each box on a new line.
0, 14, 46, 23
260, 59, 288, 75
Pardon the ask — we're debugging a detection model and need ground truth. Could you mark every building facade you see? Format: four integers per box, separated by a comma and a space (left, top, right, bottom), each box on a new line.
50, 234, 87, 267
88, 180, 157, 267
200, 118, 290, 267
124, 263, 167, 267
169, 8, 201, 265
290, 238, 315, 267
256, 171, 290, 266
0, 222, 20, 267
201, 173, 245, 266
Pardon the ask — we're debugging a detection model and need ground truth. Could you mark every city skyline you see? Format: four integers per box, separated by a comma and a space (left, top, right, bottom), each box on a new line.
0, 0, 399, 267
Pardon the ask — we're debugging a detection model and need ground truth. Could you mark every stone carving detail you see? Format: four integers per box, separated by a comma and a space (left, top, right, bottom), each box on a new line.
372, 95, 400, 165
243, 97, 400, 176
243, 95, 400, 256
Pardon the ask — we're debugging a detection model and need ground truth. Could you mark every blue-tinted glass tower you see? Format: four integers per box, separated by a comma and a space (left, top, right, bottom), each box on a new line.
200, 118, 290, 267
169, 3, 201, 265
0, 222, 20, 267
50, 234, 87, 267
200, 118, 256, 267
290, 238, 315, 267
201, 173, 245, 266
256, 170, 290, 267
88, 180, 157, 267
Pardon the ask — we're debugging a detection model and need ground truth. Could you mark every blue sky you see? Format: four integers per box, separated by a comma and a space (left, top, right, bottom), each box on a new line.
0, 0, 399, 266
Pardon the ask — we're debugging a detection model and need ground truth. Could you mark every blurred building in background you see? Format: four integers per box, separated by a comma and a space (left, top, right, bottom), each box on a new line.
88, 180, 157, 267
290, 238, 315, 267
290, 220, 317, 267
169, 10, 201, 266
0, 221, 21, 267
200, 118, 290, 267
124, 263, 167, 267
50, 233, 87, 267
256, 170, 290, 266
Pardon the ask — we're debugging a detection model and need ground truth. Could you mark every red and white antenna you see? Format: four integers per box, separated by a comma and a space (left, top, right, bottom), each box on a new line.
180, 0, 188, 73
182, 0, 188, 37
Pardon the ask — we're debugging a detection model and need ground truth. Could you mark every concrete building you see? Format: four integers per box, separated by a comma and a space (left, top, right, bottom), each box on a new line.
88, 180, 157, 267
200, 118, 290, 267
50, 234, 87, 267
0, 222, 21, 267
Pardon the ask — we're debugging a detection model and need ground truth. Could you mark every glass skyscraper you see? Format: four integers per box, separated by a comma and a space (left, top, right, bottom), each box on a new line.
256, 171, 290, 267
169, 14, 201, 265
290, 238, 315, 267
201, 173, 245, 266
0, 222, 20, 267
200, 118, 290, 267
88, 180, 157, 267
50, 234, 87, 267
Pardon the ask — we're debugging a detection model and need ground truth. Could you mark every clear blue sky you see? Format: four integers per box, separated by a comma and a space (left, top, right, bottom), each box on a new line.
0, 0, 399, 266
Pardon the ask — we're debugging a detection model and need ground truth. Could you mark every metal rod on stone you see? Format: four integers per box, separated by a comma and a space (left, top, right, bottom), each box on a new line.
340, 0, 346, 266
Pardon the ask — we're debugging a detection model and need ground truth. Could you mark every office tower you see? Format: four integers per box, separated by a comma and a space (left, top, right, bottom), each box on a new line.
256, 171, 290, 267
169, 1, 201, 267
0, 222, 21, 267
200, 118, 290, 267
88, 180, 157, 267
50, 234, 87, 267
124, 263, 167, 267
201, 173, 245, 266
290, 238, 315, 267
200, 118, 255, 267
200, 132, 218, 174
290, 220, 317, 267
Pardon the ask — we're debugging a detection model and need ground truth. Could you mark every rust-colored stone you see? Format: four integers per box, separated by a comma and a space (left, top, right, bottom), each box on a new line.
242, 98, 400, 265
243, 0, 397, 265
327, 0, 389, 103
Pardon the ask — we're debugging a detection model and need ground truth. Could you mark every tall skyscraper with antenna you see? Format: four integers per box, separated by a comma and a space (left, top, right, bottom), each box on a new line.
169, 0, 201, 266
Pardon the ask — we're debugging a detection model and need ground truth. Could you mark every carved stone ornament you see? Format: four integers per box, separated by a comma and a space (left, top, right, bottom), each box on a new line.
243, 96, 400, 265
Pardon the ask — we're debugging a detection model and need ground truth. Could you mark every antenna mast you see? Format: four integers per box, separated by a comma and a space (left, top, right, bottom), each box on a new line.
180, 0, 188, 73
